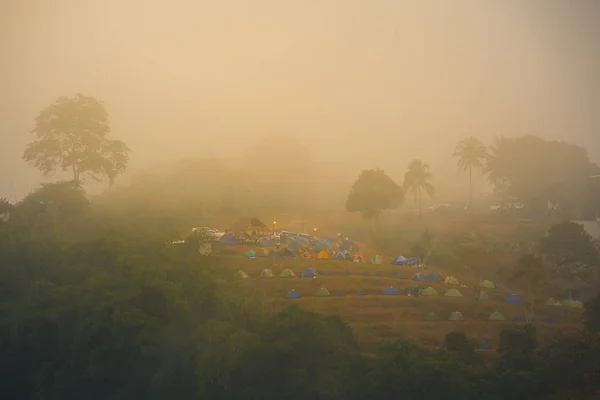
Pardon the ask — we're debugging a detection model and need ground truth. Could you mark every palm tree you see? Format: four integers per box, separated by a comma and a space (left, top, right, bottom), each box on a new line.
452, 137, 488, 210
403, 160, 435, 217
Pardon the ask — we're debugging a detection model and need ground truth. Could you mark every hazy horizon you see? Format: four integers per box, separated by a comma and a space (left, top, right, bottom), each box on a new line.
2, 0, 600, 199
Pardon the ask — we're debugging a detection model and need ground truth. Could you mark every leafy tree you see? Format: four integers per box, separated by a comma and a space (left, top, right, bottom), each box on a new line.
540, 221, 599, 282
453, 136, 488, 210
510, 254, 548, 317
402, 159, 435, 217
346, 169, 404, 220
584, 290, 600, 334
23, 94, 130, 185
443, 331, 478, 365
497, 324, 538, 371
485, 135, 600, 215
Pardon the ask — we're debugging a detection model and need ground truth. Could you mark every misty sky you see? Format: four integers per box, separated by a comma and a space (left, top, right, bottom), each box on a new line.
2, 0, 600, 199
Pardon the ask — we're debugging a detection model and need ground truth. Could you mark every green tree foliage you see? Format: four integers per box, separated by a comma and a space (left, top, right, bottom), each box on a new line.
485, 135, 600, 215
584, 291, 600, 334
510, 254, 548, 316
540, 221, 599, 282
403, 159, 435, 217
346, 169, 404, 219
497, 324, 538, 371
453, 136, 488, 209
23, 94, 130, 185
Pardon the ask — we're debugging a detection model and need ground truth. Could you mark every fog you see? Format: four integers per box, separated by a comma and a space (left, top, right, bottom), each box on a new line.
2, 0, 600, 199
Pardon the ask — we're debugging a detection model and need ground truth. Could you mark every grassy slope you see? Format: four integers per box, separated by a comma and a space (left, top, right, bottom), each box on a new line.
218, 252, 584, 350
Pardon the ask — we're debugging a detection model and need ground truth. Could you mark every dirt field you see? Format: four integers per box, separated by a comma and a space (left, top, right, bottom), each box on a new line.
218, 253, 585, 350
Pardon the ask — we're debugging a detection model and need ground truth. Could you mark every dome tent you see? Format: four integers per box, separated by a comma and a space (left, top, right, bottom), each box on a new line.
449, 311, 465, 321
412, 273, 427, 281
544, 297, 557, 305
392, 255, 409, 265
315, 287, 330, 297
489, 311, 505, 321
444, 276, 459, 285
260, 269, 274, 278
382, 286, 400, 295
404, 284, 423, 296
444, 288, 463, 297
234, 270, 249, 279
479, 280, 495, 289
477, 342, 492, 350
420, 287, 438, 296
371, 255, 383, 264
279, 269, 295, 278
504, 294, 522, 303
477, 291, 489, 301
286, 289, 301, 299
245, 250, 256, 258
302, 268, 317, 278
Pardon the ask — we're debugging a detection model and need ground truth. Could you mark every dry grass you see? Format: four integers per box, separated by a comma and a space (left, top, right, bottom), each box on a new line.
218, 254, 584, 349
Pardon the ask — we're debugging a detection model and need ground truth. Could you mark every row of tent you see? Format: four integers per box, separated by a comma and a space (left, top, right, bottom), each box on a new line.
544, 297, 584, 308
281, 286, 465, 298
424, 311, 558, 324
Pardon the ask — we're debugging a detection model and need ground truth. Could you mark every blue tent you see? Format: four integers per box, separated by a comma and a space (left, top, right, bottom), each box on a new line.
357, 289, 366, 295
530, 317, 540, 323
314, 241, 334, 253
302, 268, 317, 278
327, 271, 334, 275
392, 255, 408, 265
427, 272, 442, 282
396, 273, 405, 279
476, 342, 492, 350
286, 289, 301, 299
375, 271, 382, 276
362, 270, 369, 276
513, 316, 526, 322
336, 290, 344, 296
219, 234, 237, 245
335, 252, 346, 260
412, 273, 427, 281
343, 270, 351, 276
575, 296, 583, 302
504, 294, 522, 303
382, 286, 400, 295
245, 250, 256, 258
406, 257, 419, 264
543, 316, 557, 324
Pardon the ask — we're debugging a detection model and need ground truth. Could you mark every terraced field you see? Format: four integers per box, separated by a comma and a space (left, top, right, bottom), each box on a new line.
218, 253, 584, 350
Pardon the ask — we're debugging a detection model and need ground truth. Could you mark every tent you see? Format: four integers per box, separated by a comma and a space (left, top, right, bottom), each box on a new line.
530, 317, 540, 323
279, 269, 295, 278
260, 269, 274, 278
342, 250, 353, 260
406, 257, 419, 265
357, 289, 366, 295
479, 280, 495, 289
302, 268, 317, 278
315, 287, 330, 297
449, 311, 465, 321
561, 299, 584, 308
543, 316, 557, 324
382, 286, 400, 295
257, 248, 271, 257
420, 287, 438, 296
404, 284, 423, 296
444, 276, 459, 285
427, 272, 442, 282
219, 234, 237, 245
259, 237, 275, 246
336, 290, 344, 296
412, 273, 427, 281
444, 288, 463, 297
286, 289, 301, 299
334, 252, 346, 260
424, 312, 440, 321
504, 294, 522, 303
392, 255, 408, 265
544, 297, 557, 305
353, 254, 365, 262
477, 342, 492, 350
512, 316, 526, 322
371, 255, 383, 265
396, 273, 405, 279
575, 296, 584, 302
234, 270, 248, 279
314, 241, 334, 253
489, 311, 505, 321
477, 291, 489, 301
362, 270, 369, 276
245, 250, 256, 258
494, 283, 506, 290
316, 249, 330, 259
343, 270, 351, 276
